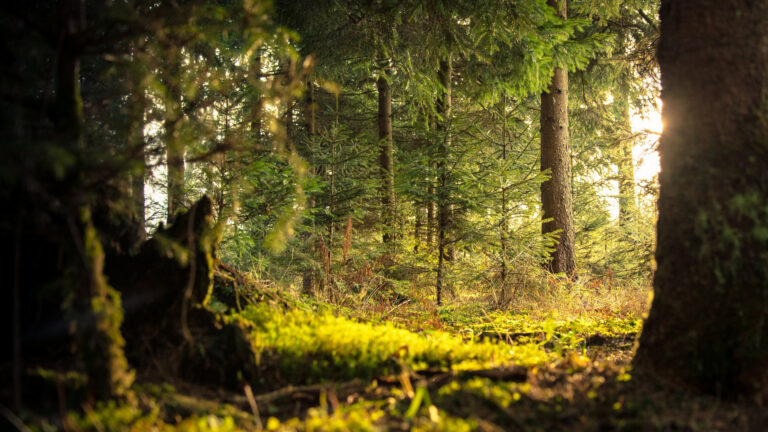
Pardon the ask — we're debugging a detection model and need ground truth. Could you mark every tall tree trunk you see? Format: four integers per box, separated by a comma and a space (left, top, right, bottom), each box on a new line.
616, 72, 636, 227
635, 0, 768, 398
285, 102, 294, 143
130, 85, 146, 245
427, 182, 435, 248
131, 148, 146, 242
305, 78, 316, 137
284, 58, 294, 144
250, 51, 263, 139
210, 101, 229, 213
435, 55, 452, 306
414, 205, 423, 250
58, 0, 134, 399
540, 0, 575, 276
302, 79, 316, 296
499, 94, 509, 302
377, 72, 395, 244
165, 55, 185, 222
324, 93, 340, 292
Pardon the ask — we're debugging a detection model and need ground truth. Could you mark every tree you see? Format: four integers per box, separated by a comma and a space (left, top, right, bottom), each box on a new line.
163, 53, 186, 222
2, 0, 304, 405
377, 64, 396, 244
617, 78, 637, 229
635, 0, 768, 398
540, 0, 576, 276
435, 55, 452, 306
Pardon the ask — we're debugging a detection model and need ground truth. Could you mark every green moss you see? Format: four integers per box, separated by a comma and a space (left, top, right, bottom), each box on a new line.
80, 208, 134, 398
237, 304, 551, 383
440, 309, 640, 346
265, 400, 387, 431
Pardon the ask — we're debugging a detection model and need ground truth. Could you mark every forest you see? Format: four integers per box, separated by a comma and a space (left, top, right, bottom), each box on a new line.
2, 0, 768, 430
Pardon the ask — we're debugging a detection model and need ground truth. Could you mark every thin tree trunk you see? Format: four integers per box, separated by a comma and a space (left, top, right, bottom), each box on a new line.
131, 142, 146, 243
325, 93, 340, 290
616, 72, 636, 227
210, 101, 229, 213
130, 82, 146, 245
285, 102, 294, 143
165, 55, 185, 222
427, 182, 435, 248
414, 205, 423, 250
435, 55, 452, 306
377, 72, 395, 244
302, 79, 316, 296
250, 51, 263, 139
540, 0, 575, 276
306, 78, 316, 137
500, 94, 509, 302
635, 0, 768, 399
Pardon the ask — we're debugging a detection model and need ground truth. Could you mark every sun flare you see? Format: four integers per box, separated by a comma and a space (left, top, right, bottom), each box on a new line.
631, 103, 662, 183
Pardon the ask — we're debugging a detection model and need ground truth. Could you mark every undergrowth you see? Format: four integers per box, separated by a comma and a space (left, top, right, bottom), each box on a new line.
238, 304, 552, 386
24, 276, 765, 432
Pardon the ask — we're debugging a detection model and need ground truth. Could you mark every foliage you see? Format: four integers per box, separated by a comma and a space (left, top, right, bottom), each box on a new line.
1, 0, 681, 429
237, 303, 551, 384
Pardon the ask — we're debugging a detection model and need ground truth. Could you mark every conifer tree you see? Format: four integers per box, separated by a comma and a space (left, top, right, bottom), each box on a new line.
540, 0, 576, 276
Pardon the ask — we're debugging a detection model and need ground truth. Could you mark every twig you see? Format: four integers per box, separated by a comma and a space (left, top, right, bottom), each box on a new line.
0, 404, 31, 432
243, 384, 263, 431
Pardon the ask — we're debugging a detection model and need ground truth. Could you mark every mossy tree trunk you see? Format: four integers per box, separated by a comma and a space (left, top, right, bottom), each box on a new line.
56, 0, 134, 399
635, 0, 768, 399
540, 0, 575, 276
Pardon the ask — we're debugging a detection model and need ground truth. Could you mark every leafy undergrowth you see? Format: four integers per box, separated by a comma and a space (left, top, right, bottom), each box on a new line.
21, 287, 767, 431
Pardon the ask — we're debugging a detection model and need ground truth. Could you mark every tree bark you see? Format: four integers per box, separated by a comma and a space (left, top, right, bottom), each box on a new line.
130, 85, 146, 245
302, 79, 316, 296
131, 161, 146, 242
377, 72, 396, 244
436, 55, 452, 306
500, 94, 509, 302
414, 205, 423, 250
250, 51, 263, 139
616, 72, 636, 227
427, 181, 435, 248
57, 0, 134, 399
634, 0, 768, 399
540, 0, 575, 276
305, 78, 316, 137
165, 54, 185, 222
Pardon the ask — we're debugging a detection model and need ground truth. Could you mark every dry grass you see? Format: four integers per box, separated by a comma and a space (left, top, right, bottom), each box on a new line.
505, 276, 652, 320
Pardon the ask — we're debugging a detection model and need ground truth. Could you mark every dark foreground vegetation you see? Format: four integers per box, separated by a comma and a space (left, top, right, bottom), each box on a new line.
2, 0, 768, 430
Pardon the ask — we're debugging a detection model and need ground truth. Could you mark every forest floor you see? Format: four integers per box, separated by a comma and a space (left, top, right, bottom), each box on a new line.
20, 277, 768, 432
